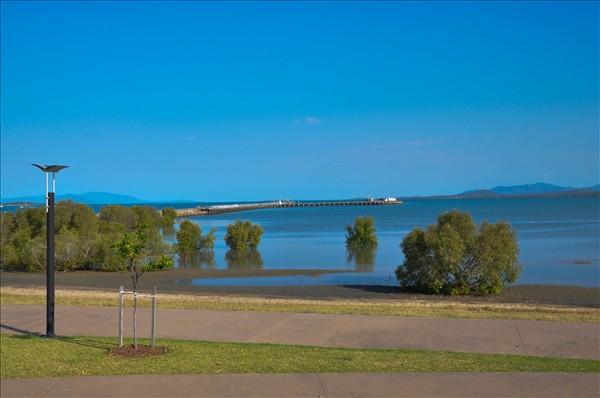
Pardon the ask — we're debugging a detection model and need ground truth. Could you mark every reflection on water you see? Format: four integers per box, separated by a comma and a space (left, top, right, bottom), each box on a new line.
345, 246, 376, 272
178, 251, 217, 268
225, 250, 264, 269
161, 226, 176, 237
160, 197, 598, 287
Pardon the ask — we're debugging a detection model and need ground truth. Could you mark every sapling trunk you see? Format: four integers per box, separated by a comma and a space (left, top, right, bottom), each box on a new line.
133, 289, 138, 349
131, 256, 139, 350
131, 267, 144, 350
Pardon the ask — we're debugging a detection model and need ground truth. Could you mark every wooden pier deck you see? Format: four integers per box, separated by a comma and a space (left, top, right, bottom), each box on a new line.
175, 199, 402, 218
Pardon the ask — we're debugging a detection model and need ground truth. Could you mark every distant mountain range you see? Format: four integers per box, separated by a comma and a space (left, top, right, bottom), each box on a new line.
403, 183, 600, 200
1, 192, 145, 205
2, 183, 599, 205
0, 192, 197, 205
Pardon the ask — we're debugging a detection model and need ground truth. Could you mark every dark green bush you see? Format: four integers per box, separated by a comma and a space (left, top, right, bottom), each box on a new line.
397, 210, 522, 296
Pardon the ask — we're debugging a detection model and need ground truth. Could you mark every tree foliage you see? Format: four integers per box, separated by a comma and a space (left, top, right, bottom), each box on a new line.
345, 216, 378, 248
224, 220, 264, 251
396, 210, 522, 296
1, 202, 173, 272
161, 207, 177, 227
1, 208, 47, 271
98, 205, 138, 230
174, 219, 216, 253
131, 205, 163, 228
56, 200, 97, 234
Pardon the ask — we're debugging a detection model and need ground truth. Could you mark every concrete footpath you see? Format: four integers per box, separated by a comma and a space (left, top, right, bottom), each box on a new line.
2, 373, 599, 397
1, 304, 599, 397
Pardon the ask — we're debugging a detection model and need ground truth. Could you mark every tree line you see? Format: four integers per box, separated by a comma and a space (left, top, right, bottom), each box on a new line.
0, 201, 267, 272
1, 201, 523, 296
0, 201, 177, 272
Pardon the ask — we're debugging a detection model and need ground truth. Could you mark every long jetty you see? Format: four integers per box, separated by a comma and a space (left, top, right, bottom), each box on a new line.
0, 202, 42, 209
175, 199, 402, 218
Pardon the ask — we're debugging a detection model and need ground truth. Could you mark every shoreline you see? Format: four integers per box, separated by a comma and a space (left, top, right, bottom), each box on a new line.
1, 269, 598, 308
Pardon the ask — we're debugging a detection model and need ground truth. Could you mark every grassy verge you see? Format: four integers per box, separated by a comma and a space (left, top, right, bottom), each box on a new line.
2, 334, 598, 379
1, 286, 598, 323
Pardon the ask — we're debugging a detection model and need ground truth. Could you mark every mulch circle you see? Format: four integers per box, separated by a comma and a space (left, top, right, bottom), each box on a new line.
109, 344, 169, 358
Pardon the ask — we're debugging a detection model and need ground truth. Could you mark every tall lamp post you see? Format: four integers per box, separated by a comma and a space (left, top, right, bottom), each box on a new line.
32, 164, 69, 338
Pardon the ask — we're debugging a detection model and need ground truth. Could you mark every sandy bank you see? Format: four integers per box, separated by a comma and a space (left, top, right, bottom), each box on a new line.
1, 269, 598, 308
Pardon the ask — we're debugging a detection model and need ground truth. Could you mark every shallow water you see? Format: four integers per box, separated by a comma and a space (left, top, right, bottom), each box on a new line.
162, 197, 600, 287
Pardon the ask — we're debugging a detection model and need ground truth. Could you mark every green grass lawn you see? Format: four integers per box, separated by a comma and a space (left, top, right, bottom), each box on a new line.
2, 334, 598, 379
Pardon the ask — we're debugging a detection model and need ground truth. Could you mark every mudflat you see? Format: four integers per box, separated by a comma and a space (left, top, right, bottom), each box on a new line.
1, 269, 598, 308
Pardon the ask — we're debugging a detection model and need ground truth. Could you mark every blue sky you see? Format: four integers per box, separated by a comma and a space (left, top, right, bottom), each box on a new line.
1, 1, 598, 201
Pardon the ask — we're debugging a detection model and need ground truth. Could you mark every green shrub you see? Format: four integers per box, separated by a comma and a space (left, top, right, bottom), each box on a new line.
174, 219, 216, 253
345, 216, 378, 248
224, 220, 264, 251
397, 210, 522, 296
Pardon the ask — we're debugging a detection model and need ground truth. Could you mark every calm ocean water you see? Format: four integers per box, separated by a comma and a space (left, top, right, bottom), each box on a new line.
161, 197, 600, 287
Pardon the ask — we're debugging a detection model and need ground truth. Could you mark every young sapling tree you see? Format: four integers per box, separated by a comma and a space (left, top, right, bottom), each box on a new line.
113, 226, 173, 349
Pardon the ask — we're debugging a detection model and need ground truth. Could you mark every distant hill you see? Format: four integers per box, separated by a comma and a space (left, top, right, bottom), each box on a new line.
1, 192, 143, 205
489, 183, 574, 195
397, 183, 599, 200
1, 191, 199, 205
453, 183, 599, 199
456, 189, 500, 198
67, 192, 144, 204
